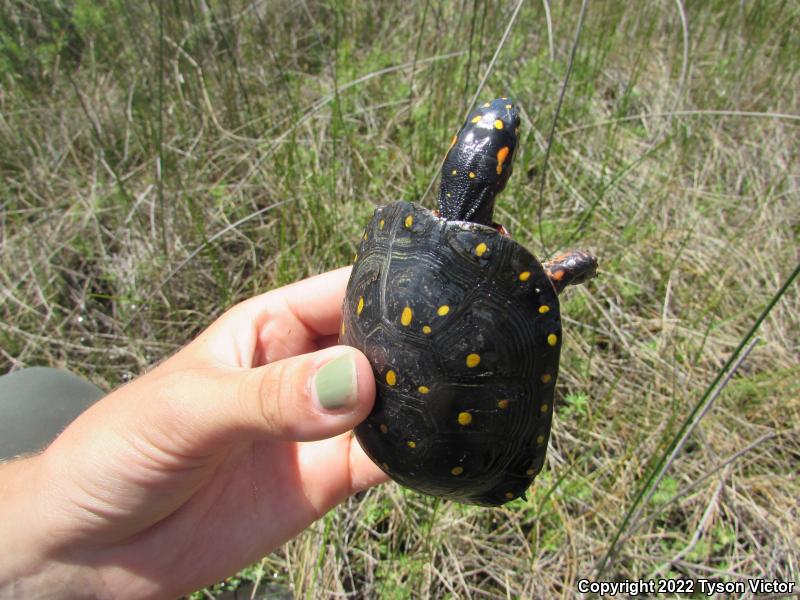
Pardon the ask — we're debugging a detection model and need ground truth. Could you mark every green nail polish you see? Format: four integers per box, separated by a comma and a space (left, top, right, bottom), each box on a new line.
314, 353, 357, 410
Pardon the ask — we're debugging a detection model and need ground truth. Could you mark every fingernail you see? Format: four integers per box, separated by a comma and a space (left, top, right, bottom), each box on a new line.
314, 353, 358, 411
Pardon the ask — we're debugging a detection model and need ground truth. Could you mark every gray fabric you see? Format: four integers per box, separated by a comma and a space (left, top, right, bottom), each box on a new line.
0, 367, 105, 460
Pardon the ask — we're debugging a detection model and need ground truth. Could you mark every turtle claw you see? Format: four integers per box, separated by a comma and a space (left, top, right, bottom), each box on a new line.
492, 221, 511, 236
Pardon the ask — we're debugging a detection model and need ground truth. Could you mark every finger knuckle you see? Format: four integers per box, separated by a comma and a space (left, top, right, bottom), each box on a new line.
256, 361, 301, 435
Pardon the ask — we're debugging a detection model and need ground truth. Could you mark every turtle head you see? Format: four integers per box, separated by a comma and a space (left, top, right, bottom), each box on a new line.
437, 98, 521, 228
542, 251, 598, 295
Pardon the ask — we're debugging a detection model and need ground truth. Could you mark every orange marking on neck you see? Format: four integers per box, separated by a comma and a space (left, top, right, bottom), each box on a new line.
496, 146, 510, 175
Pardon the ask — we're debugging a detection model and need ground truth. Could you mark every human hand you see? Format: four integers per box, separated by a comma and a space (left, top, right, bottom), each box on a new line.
0, 267, 387, 599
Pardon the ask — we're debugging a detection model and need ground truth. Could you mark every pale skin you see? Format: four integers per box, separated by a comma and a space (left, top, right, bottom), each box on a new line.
0, 267, 388, 599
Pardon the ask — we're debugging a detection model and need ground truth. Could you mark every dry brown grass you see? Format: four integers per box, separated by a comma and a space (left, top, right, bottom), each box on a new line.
1, 1, 798, 598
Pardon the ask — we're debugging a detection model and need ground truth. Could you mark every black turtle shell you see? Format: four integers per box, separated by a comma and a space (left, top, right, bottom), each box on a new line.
340, 200, 562, 506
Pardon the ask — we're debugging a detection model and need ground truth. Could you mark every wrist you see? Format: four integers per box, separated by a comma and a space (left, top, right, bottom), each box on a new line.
0, 456, 96, 598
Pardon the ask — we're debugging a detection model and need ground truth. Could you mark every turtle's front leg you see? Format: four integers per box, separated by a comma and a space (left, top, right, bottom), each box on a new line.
543, 251, 598, 294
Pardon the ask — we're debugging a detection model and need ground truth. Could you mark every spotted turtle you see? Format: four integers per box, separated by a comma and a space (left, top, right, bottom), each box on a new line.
340, 98, 597, 506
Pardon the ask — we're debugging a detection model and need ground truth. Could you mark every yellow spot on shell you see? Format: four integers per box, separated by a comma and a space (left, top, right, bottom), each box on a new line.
437, 305, 450, 316
446, 192, 452, 198
468, 172, 476, 179
539, 305, 550, 314
386, 370, 397, 386
356, 296, 364, 315
451, 466, 464, 476
519, 271, 531, 281
379, 219, 385, 229
506, 104, 513, 109
407, 441, 416, 448
363, 232, 368, 241
401, 306, 412, 326
541, 374, 552, 383
457, 411, 472, 426
496, 146, 510, 174
505, 492, 514, 499
353, 253, 358, 263
526, 468, 535, 476
475, 242, 488, 257
379, 424, 388, 434
540, 403, 549, 413
404, 215, 413, 228
494, 119, 504, 130
483, 102, 491, 107
422, 325, 432, 334
547, 333, 558, 347
466, 353, 481, 368
471, 115, 482, 123
497, 399, 509, 409
418, 386, 429, 394
451, 169, 458, 176
536, 435, 545, 445
448, 135, 457, 150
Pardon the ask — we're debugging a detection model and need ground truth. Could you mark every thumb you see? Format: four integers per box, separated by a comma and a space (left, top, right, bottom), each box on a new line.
98, 347, 376, 455
195, 346, 376, 444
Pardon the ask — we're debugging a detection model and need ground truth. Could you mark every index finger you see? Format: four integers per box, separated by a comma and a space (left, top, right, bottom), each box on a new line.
178, 267, 355, 369
277, 266, 353, 337
238, 266, 352, 339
